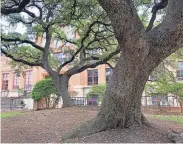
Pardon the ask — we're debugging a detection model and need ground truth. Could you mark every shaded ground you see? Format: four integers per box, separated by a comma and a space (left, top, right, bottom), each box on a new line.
1, 107, 183, 143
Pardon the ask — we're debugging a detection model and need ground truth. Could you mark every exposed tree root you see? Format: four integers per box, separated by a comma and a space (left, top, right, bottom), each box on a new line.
61, 114, 152, 142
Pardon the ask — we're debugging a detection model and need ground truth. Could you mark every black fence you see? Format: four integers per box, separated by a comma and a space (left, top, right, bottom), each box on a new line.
142, 95, 179, 107
71, 96, 179, 107
1, 90, 31, 111
1, 97, 25, 111
71, 97, 100, 106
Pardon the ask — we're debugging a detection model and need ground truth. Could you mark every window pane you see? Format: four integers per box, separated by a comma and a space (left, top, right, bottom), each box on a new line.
2, 73, 9, 90
88, 70, 98, 85
106, 68, 112, 83
94, 77, 98, 84
178, 62, 183, 69
88, 77, 92, 83
180, 70, 183, 77
177, 70, 183, 81
25, 71, 32, 91
88, 71, 93, 77
177, 70, 180, 77
13, 74, 20, 89
94, 71, 98, 76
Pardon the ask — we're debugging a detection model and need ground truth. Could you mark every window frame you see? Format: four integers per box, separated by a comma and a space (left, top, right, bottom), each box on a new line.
2, 73, 9, 90
106, 68, 112, 83
87, 69, 98, 85
24, 70, 33, 91
177, 61, 183, 81
13, 73, 20, 89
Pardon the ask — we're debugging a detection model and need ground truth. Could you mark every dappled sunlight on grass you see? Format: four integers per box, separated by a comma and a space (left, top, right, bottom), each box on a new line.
152, 115, 183, 123
1, 111, 24, 119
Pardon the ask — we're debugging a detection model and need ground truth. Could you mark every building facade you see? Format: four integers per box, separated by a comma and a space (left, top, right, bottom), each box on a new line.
0, 55, 112, 97
1, 54, 182, 110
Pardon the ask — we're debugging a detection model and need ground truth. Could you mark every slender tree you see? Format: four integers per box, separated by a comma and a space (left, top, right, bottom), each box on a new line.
1, 0, 119, 107
62, 0, 183, 139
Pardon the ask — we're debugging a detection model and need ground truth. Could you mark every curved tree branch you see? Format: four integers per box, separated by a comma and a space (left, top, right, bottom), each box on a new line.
66, 47, 120, 76
105, 62, 114, 70
1, 48, 42, 67
1, 37, 44, 52
1, 0, 31, 15
147, 0, 183, 53
57, 20, 111, 73
146, 0, 168, 32
146, 0, 183, 71
98, 0, 144, 44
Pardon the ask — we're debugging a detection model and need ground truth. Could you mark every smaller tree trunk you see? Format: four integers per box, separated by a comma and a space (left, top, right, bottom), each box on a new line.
52, 95, 59, 108
174, 96, 183, 113
45, 97, 48, 109
178, 100, 183, 113
51, 74, 72, 108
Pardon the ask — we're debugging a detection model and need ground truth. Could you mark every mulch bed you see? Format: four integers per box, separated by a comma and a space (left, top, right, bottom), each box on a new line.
1, 107, 183, 143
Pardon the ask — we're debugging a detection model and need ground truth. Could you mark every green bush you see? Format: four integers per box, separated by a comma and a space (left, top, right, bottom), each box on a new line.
87, 84, 106, 102
31, 78, 57, 100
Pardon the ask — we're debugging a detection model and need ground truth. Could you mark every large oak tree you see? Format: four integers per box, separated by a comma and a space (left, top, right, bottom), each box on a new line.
1, 0, 118, 107
63, 0, 183, 139
1, 0, 183, 137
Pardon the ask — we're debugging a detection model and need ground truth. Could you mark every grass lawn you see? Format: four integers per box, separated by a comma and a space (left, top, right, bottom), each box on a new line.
1, 111, 24, 119
152, 115, 183, 123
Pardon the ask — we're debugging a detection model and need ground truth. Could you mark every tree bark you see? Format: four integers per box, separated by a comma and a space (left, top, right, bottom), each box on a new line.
62, 0, 183, 140
95, 60, 149, 129
85, 39, 155, 130
62, 44, 154, 140
92, 0, 183, 130
51, 74, 72, 108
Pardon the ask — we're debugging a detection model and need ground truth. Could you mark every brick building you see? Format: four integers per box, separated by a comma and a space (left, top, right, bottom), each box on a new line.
0, 55, 182, 110
0, 54, 112, 97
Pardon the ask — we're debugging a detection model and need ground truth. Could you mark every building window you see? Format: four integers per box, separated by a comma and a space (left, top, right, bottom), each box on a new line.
106, 68, 112, 83
24, 70, 32, 91
13, 74, 20, 89
177, 61, 183, 81
2, 73, 9, 90
88, 70, 98, 85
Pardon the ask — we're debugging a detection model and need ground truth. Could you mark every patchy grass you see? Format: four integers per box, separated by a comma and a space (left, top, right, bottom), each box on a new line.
1, 112, 24, 119
152, 115, 183, 123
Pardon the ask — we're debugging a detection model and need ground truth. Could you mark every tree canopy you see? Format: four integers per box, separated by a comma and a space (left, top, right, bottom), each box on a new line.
2, 0, 183, 141
1, 0, 119, 77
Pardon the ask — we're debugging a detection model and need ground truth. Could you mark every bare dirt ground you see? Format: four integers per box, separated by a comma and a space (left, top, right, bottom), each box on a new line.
1, 106, 183, 143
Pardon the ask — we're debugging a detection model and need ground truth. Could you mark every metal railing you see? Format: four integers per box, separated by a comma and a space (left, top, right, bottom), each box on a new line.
71, 96, 100, 106
142, 96, 180, 107
1, 89, 30, 111
71, 96, 180, 107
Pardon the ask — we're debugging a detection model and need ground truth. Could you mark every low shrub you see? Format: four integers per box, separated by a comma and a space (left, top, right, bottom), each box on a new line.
31, 78, 57, 100
87, 84, 106, 102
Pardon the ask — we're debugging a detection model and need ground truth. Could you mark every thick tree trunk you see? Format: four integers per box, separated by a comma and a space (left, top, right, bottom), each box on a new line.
51, 74, 72, 108
95, 64, 149, 129
88, 51, 153, 130
62, 51, 153, 141
62, 0, 183, 140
